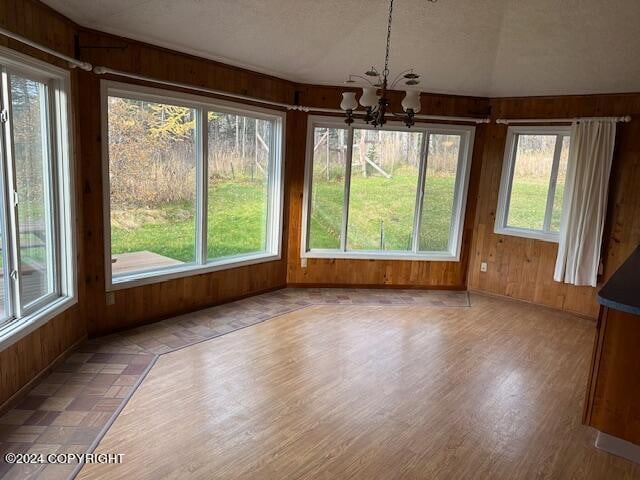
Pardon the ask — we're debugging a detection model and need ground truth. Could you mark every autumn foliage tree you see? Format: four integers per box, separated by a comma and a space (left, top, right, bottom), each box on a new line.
108, 97, 197, 209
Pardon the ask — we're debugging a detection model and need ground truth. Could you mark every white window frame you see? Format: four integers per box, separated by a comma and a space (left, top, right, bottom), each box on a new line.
495, 125, 571, 243
101, 81, 285, 291
0, 47, 76, 351
300, 115, 475, 262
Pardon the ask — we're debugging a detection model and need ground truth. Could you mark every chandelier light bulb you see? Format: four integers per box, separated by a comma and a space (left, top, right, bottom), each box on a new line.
340, 92, 358, 111
401, 90, 421, 113
359, 87, 379, 108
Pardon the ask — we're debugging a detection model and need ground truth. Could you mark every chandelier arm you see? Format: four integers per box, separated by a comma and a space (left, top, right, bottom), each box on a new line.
347, 74, 377, 86
388, 109, 409, 119
389, 68, 417, 89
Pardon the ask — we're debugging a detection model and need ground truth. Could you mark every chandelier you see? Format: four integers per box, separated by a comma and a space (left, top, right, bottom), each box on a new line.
340, 0, 437, 128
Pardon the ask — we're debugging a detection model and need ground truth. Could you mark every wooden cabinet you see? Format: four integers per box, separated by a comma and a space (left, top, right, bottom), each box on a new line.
583, 245, 640, 455
583, 306, 640, 444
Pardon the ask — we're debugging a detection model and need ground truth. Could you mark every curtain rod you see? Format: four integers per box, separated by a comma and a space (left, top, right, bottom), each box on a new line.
0, 27, 92, 71
305, 106, 490, 124
93, 66, 490, 124
496, 116, 631, 125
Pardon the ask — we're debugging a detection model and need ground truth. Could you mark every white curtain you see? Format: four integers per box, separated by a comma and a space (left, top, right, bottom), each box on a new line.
554, 120, 617, 287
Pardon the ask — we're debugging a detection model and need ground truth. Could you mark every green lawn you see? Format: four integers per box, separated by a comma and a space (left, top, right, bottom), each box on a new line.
509, 179, 564, 232
111, 174, 561, 263
111, 181, 267, 263
310, 171, 456, 251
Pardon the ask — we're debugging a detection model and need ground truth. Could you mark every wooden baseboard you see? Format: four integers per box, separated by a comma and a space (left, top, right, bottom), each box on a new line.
91, 283, 288, 338
469, 289, 598, 320
285, 282, 466, 291
0, 335, 87, 415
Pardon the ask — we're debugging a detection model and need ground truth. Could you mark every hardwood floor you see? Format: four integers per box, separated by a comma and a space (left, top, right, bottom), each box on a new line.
78, 294, 640, 479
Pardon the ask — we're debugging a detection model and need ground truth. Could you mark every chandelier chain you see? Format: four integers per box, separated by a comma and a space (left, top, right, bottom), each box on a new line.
383, 0, 394, 81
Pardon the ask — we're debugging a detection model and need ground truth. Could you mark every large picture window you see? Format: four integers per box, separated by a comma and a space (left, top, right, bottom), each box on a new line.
495, 126, 571, 242
301, 117, 475, 261
102, 82, 284, 289
0, 48, 75, 344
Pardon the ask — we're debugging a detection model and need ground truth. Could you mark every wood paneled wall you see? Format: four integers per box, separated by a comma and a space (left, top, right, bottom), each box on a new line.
286, 86, 490, 288
0, 0, 75, 68
469, 94, 640, 317
76, 29, 296, 105
0, 307, 85, 406
0, 0, 86, 406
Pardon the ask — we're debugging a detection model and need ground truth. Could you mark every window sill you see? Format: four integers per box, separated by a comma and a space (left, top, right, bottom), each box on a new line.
301, 250, 460, 262
494, 226, 560, 243
0, 295, 78, 352
108, 252, 281, 291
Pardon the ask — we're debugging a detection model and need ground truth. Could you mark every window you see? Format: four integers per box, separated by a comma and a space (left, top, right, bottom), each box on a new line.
347, 129, 422, 251
107, 96, 198, 275
207, 112, 273, 259
103, 82, 284, 289
307, 127, 347, 250
0, 48, 75, 344
495, 126, 571, 242
301, 117, 475, 261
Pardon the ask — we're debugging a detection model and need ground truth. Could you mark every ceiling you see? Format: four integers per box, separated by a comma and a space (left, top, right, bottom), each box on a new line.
45, 0, 640, 97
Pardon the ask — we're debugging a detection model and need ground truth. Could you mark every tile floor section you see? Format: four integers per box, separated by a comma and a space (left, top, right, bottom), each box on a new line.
0, 288, 469, 479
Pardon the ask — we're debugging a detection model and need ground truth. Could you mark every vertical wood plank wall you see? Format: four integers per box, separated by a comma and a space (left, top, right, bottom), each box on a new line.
2, 0, 640, 407
469, 95, 640, 317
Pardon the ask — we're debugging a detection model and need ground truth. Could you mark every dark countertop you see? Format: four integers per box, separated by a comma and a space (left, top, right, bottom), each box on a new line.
598, 245, 640, 315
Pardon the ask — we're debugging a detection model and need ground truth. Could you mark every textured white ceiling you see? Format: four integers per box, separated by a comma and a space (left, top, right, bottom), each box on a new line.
44, 0, 640, 97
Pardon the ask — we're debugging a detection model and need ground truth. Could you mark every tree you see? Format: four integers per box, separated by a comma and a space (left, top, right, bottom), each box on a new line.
108, 97, 196, 209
